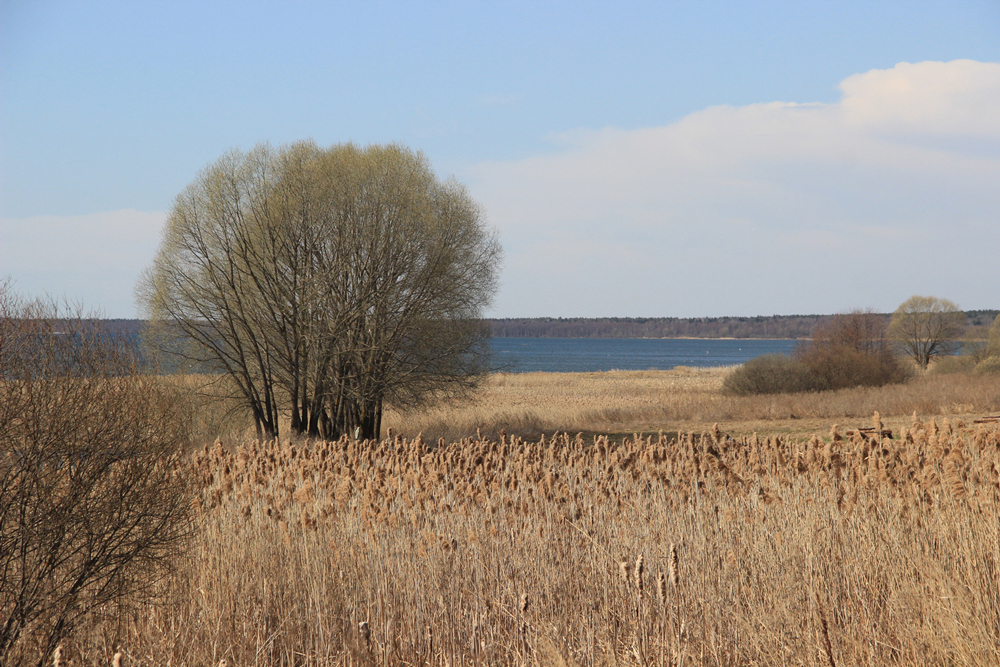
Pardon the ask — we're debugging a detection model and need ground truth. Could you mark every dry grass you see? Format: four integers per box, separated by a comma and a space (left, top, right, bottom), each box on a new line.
53, 416, 1000, 666
40, 368, 1000, 664
384, 367, 1000, 442
162, 373, 265, 446
166, 367, 1000, 445
384, 367, 733, 442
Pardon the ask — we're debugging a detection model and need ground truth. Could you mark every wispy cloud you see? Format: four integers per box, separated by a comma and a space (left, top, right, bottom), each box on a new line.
469, 60, 1000, 317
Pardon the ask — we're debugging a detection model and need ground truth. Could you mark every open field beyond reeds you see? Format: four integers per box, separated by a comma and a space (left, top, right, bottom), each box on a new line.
36, 369, 1000, 666
382, 367, 1000, 443
185, 367, 1000, 447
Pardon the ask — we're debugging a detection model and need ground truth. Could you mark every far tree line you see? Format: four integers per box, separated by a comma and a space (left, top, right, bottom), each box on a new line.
90, 309, 1000, 342
491, 311, 1000, 339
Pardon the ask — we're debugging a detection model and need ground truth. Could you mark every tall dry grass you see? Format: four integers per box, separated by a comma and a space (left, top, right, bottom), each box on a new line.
383, 368, 1000, 441
54, 416, 1000, 666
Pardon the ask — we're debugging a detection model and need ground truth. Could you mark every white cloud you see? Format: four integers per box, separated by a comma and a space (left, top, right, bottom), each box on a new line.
840, 60, 1000, 136
0, 209, 167, 317
468, 60, 1000, 317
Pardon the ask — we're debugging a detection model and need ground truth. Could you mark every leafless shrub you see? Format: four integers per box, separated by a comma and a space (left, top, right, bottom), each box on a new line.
974, 356, 1000, 376
930, 355, 977, 375
0, 283, 193, 664
795, 309, 910, 390
722, 354, 818, 395
725, 311, 910, 396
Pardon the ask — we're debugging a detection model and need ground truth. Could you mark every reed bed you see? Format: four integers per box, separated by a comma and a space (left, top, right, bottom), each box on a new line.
63, 415, 1000, 666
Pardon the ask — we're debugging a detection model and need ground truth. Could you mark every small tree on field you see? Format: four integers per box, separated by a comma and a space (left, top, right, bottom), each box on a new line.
888, 296, 966, 369
0, 282, 193, 665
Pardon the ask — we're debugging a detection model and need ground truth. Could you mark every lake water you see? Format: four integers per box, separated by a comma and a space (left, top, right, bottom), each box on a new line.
488, 338, 800, 373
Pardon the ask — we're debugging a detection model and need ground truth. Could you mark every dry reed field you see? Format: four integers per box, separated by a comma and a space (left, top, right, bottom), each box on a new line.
55, 413, 1000, 666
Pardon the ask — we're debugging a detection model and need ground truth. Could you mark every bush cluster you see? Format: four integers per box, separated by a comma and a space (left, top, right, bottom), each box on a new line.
929, 355, 976, 375
974, 356, 1000, 376
724, 310, 911, 396
0, 285, 193, 662
722, 354, 819, 395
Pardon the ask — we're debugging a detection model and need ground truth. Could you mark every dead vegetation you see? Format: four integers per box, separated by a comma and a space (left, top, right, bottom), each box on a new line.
50, 413, 1000, 666
25, 364, 1000, 665
383, 367, 1000, 443
0, 289, 194, 666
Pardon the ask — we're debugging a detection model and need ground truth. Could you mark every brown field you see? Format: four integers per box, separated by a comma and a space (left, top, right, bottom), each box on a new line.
179, 367, 1000, 447
41, 369, 1000, 666
384, 367, 1000, 443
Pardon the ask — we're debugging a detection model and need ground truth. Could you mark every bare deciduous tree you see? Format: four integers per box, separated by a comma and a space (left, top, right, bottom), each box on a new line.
0, 283, 193, 665
139, 141, 502, 440
888, 295, 966, 369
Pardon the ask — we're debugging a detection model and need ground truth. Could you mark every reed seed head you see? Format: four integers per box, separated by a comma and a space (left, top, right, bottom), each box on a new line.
668, 543, 679, 587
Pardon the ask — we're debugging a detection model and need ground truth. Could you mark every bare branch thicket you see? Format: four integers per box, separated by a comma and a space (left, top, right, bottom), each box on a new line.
139, 141, 501, 441
795, 309, 910, 390
888, 296, 967, 369
0, 284, 194, 666
726, 310, 910, 395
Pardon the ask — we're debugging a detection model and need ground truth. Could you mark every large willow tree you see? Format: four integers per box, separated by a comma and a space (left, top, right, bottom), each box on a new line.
138, 142, 501, 440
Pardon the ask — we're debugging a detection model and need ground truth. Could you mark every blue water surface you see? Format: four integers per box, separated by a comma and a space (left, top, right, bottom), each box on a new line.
488, 338, 800, 373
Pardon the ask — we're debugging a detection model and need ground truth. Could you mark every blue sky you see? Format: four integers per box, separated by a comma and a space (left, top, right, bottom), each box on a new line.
2, 1, 999, 317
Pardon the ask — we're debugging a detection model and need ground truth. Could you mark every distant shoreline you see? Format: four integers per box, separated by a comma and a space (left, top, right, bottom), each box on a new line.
94, 311, 1000, 341
499, 335, 810, 341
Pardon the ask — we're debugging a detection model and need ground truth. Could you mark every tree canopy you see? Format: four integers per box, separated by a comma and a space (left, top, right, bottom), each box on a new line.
139, 141, 502, 440
888, 296, 966, 369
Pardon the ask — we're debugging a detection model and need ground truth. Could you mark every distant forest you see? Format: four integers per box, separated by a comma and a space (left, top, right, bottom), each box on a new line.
489, 311, 1000, 339
102, 311, 1000, 340
490, 316, 826, 339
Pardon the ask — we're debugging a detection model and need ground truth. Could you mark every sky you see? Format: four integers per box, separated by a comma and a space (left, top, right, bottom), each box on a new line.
1, 1, 999, 318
